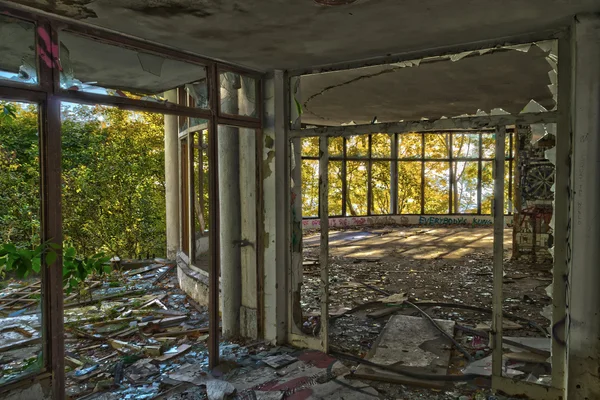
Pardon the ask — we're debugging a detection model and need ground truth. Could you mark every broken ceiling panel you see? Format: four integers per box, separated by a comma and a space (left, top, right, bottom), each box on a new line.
300, 45, 556, 126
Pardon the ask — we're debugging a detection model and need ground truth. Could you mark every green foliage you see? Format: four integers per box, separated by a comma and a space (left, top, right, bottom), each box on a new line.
62, 247, 111, 294
0, 102, 166, 260
300, 132, 513, 217
0, 102, 17, 121
0, 242, 53, 279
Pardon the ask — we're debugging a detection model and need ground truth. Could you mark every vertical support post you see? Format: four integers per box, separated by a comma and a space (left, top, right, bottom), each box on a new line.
262, 71, 288, 343
219, 72, 242, 339
40, 96, 64, 400
37, 20, 64, 400
342, 138, 347, 216
164, 90, 180, 259
491, 126, 506, 378
567, 14, 600, 399
367, 135, 373, 215
420, 133, 425, 215
550, 33, 571, 391
289, 76, 305, 333
448, 133, 454, 214
319, 136, 329, 352
512, 127, 524, 259
208, 64, 220, 369
187, 135, 195, 261
477, 132, 483, 215
390, 133, 398, 214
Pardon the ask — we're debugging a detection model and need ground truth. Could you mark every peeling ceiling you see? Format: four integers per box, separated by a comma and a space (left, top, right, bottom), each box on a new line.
300, 45, 556, 125
5, 0, 599, 71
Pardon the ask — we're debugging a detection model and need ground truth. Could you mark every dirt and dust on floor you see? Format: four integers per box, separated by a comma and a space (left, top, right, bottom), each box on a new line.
0, 259, 383, 400
0, 225, 555, 400
300, 225, 555, 399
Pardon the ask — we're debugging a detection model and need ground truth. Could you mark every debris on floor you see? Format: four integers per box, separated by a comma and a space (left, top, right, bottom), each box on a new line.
353, 314, 456, 389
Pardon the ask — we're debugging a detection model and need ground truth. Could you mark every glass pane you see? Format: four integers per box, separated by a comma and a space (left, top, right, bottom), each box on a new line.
301, 159, 319, 217
398, 162, 422, 214
481, 161, 494, 214
481, 133, 495, 158
371, 134, 391, 158
0, 16, 38, 85
329, 161, 343, 216
371, 161, 391, 214
220, 72, 257, 117
346, 161, 368, 215
452, 133, 479, 158
301, 137, 319, 157
328, 137, 343, 157
425, 133, 450, 159
398, 133, 422, 159
346, 135, 369, 157
0, 101, 42, 384
424, 162, 449, 214
59, 31, 208, 106
453, 161, 479, 213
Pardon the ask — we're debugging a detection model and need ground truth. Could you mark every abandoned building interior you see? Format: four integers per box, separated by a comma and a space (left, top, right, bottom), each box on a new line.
0, 1, 599, 399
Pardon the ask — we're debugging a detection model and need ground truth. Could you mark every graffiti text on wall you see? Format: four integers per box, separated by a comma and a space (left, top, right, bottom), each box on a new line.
418, 216, 493, 226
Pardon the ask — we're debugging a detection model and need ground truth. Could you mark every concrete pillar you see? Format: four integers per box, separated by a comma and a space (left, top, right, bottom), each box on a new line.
263, 71, 288, 344
164, 90, 179, 260
239, 76, 258, 339
219, 73, 242, 339
567, 14, 600, 400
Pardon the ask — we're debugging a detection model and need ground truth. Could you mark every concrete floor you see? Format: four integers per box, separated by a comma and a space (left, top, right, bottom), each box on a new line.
304, 226, 512, 260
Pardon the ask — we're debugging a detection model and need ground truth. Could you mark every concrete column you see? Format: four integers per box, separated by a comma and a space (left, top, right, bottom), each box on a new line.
164, 90, 179, 260
239, 76, 258, 339
567, 14, 600, 400
263, 71, 288, 344
219, 73, 242, 339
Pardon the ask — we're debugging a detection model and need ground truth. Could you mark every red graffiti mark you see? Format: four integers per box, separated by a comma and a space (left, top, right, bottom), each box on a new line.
36, 27, 54, 69
36, 27, 61, 70
297, 351, 337, 368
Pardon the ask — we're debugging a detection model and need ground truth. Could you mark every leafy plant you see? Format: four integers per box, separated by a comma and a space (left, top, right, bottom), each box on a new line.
0, 102, 17, 121
0, 242, 58, 279
62, 247, 111, 294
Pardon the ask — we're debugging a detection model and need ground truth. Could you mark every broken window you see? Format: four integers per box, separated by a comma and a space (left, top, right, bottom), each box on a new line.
0, 15, 37, 86
58, 31, 208, 106
219, 72, 257, 118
